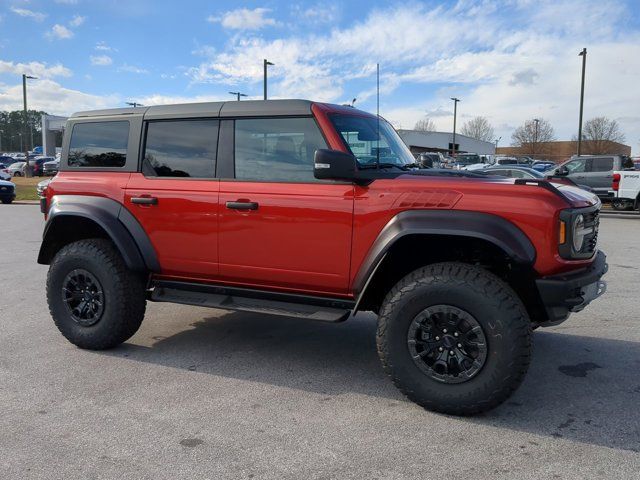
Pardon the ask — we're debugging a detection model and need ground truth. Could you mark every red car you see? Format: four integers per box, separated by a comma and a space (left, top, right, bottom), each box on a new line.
38, 100, 607, 414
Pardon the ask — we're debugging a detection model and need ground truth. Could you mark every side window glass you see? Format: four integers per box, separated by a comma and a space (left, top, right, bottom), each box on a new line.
510, 169, 526, 178
143, 120, 218, 178
234, 117, 328, 182
68, 121, 129, 167
565, 159, 586, 173
591, 157, 614, 172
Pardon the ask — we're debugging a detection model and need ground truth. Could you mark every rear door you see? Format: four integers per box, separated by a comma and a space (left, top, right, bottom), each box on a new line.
585, 157, 614, 193
217, 116, 354, 295
125, 119, 221, 279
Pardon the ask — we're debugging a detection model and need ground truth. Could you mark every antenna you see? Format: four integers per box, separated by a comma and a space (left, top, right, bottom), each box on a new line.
376, 63, 380, 169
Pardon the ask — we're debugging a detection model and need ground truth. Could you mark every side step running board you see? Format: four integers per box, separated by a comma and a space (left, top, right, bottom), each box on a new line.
149, 281, 353, 323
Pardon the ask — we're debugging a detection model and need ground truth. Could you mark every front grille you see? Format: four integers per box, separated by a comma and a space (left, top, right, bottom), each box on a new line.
581, 209, 599, 254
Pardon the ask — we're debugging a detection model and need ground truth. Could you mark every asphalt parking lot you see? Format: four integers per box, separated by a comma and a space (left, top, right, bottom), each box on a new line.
1, 205, 639, 479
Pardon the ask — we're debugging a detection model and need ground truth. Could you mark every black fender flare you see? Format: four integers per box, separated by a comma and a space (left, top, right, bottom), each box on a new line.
38, 195, 160, 272
352, 210, 536, 309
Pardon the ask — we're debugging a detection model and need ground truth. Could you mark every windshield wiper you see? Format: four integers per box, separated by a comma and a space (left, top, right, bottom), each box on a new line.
359, 162, 408, 170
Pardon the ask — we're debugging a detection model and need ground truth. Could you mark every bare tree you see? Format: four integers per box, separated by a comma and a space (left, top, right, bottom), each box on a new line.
460, 116, 495, 142
581, 116, 626, 154
414, 117, 436, 132
511, 118, 555, 155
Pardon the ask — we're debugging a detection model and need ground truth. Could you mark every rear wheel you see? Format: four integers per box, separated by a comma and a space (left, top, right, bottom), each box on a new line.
377, 262, 531, 415
47, 239, 147, 350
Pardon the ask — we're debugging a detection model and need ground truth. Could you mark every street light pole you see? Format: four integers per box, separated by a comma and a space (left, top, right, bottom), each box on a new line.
450, 97, 460, 156
229, 91, 248, 101
263, 59, 274, 100
577, 48, 587, 156
22, 74, 37, 177
533, 118, 539, 157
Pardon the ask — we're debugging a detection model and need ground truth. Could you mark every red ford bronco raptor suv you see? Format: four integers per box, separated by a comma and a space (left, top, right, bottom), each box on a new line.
39, 100, 607, 415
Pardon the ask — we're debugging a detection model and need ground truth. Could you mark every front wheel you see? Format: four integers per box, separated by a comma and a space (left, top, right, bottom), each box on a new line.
47, 239, 147, 350
377, 262, 532, 415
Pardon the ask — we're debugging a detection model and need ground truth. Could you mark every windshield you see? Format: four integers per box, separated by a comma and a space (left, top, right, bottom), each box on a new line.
329, 114, 415, 167
455, 154, 480, 165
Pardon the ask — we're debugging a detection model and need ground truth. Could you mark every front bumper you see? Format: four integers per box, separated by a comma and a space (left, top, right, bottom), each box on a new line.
535, 250, 608, 326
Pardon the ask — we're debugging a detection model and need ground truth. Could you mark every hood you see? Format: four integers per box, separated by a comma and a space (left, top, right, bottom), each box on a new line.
0, 179, 15, 187
550, 182, 600, 207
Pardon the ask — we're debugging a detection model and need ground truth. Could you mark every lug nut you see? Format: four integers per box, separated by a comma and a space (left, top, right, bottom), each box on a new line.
449, 350, 455, 355
457, 343, 462, 348
442, 329, 448, 333
454, 332, 459, 337
435, 336, 440, 341
438, 347, 443, 352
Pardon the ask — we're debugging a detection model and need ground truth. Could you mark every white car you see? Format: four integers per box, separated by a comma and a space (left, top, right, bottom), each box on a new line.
7, 161, 26, 177
612, 170, 640, 211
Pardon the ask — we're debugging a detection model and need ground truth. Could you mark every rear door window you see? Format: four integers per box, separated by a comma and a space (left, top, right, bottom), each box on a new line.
68, 121, 129, 167
143, 120, 219, 178
590, 157, 614, 172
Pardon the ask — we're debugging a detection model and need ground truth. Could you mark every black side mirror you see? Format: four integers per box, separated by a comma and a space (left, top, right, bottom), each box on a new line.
557, 166, 569, 176
314, 149, 357, 182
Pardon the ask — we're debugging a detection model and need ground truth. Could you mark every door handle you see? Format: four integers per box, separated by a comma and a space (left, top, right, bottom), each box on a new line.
226, 201, 258, 210
131, 196, 158, 205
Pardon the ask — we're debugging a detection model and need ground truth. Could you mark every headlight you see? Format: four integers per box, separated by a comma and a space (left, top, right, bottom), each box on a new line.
572, 214, 585, 252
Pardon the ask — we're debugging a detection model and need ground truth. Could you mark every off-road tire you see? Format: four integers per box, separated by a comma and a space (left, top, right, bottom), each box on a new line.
376, 262, 532, 415
47, 239, 147, 350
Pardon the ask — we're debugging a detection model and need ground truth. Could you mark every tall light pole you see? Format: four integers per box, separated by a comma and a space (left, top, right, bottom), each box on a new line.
533, 118, 539, 157
577, 48, 587, 156
125, 102, 144, 108
263, 59, 274, 100
23, 74, 37, 177
494, 136, 501, 149
450, 97, 460, 156
229, 91, 248, 101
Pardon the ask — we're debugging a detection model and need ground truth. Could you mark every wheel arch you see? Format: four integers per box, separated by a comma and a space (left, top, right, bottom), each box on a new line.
38, 195, 159, 273
353, 210, 543, 319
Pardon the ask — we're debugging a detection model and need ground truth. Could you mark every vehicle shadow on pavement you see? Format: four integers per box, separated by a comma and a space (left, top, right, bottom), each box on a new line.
104, 312, 640, 453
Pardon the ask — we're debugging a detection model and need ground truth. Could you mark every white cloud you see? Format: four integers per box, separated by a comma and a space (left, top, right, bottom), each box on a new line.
47, 24, 74, 40
10, 7, 46, 22
69, 15, 86, 27
0, 79, 118, 115
0, 60, 72, 78
294, 4, 339, 24
207, 8, 278, 30
90, 55, 112, 66
118, 64, 149, 74
95, 41, 115, 52
188, 0, 640, 152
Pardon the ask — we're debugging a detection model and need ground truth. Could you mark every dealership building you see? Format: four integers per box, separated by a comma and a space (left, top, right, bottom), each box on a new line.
397, 130, 496, 156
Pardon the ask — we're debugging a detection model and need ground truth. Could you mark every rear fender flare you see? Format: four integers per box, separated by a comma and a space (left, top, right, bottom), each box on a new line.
38, 195, 159, 272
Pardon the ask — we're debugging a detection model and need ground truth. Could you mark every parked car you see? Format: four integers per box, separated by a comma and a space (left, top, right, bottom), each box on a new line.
30, 157, 54, 176
8, 161, 26, 177
0, 155, 17, 166
416, 152, 442, 168
38, 99, 607, 416
550, 155, 635, 199
611, 171, 640, 211
481, 165, 595, 193
531, 161, 557, 172
0, 168, 11, 181
0, 179, 16, 204
43, 158, 60, 176
451, 153, 481, 169
36, 178, 51, 198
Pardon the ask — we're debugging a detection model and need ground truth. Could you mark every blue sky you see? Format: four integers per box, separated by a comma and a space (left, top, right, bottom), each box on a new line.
1, 0, 639, 152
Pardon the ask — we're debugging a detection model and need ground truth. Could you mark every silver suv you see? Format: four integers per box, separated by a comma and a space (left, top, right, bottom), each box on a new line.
553, 155, 634, 198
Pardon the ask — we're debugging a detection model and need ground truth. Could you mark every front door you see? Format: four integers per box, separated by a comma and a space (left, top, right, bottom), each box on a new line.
217, 117, 354, 296
125, 118, 221, 279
